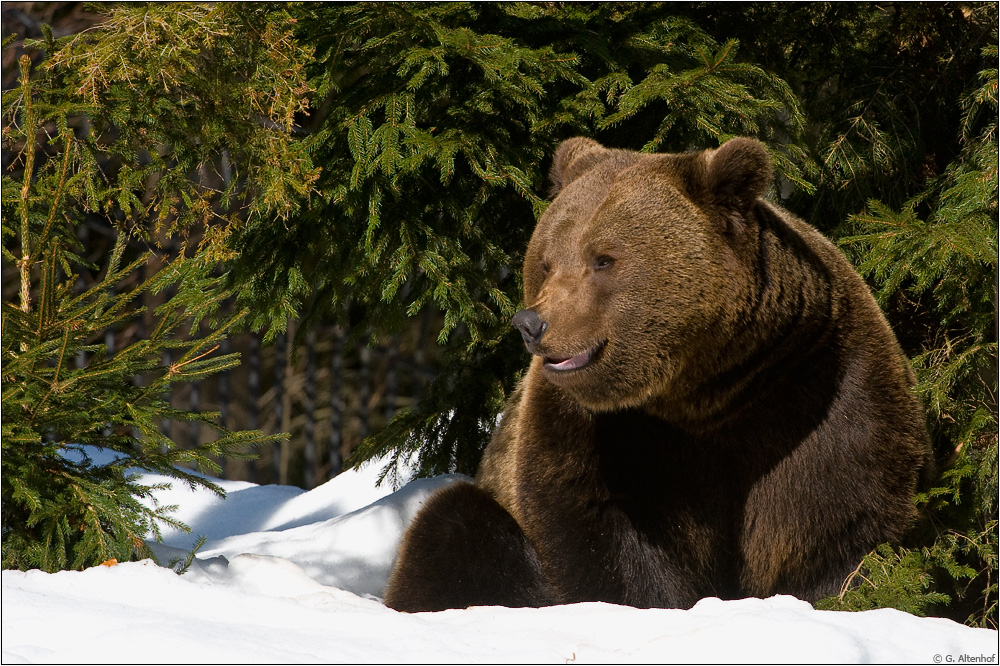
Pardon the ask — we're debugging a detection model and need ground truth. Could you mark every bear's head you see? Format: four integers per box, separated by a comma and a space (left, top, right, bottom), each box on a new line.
513, 137, 773, 413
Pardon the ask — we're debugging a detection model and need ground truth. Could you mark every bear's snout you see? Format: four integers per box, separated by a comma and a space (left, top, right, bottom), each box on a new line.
513, 309, 547, 348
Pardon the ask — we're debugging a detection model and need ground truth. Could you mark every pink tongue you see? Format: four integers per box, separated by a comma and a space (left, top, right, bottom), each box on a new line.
547, 349, 590, 371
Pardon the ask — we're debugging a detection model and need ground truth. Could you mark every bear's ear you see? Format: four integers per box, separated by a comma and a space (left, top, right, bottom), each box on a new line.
549, 137, 607, 196
706, 137, 773, 216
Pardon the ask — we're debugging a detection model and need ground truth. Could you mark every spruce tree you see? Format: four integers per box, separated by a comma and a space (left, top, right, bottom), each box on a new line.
2, 4, 314, 570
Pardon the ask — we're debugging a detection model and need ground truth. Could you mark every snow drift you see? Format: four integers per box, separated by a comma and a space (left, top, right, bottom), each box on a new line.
3, 455, 997, 664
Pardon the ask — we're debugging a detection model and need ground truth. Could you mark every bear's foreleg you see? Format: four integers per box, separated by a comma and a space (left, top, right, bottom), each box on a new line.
383, 481, 557, 612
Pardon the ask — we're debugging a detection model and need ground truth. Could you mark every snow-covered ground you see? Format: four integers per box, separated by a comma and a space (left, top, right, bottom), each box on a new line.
3, 454, 997, 664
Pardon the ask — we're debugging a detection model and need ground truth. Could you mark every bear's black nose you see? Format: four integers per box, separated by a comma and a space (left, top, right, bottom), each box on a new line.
512, 309, 547, 347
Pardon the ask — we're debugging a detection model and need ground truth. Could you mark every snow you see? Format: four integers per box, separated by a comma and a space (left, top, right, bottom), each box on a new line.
3, 455, 997, 664
140, 458, 467, 598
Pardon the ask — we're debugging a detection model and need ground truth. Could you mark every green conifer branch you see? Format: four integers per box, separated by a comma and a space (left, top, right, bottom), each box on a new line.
3, 3, 311, 572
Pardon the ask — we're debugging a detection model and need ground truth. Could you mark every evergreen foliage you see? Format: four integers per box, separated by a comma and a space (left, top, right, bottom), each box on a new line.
3, 2, 995, 627
2, 4, 312, 570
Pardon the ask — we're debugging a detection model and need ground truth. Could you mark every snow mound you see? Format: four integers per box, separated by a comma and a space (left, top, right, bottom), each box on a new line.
3, 456, 997, 664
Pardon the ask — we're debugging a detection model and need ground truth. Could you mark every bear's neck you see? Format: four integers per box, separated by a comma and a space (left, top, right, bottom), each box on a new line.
645, 201, 841, 431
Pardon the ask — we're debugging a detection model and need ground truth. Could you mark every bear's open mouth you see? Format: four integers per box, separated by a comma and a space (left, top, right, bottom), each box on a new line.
543, 341, 606, 372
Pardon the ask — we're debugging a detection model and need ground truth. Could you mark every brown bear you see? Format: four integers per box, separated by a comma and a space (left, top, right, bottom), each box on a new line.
383, 137, 932, 613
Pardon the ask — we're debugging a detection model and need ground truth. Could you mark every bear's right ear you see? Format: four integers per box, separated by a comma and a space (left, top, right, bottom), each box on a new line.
549, 137, 607, 196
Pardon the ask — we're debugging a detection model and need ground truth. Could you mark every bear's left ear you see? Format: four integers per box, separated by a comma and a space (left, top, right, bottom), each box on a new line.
706, 138, 773, 217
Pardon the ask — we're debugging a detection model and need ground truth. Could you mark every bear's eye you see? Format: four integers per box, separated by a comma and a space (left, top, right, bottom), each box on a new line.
593, 255, 616, 271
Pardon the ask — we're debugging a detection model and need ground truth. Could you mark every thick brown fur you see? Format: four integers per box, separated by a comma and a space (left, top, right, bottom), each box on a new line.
383, 137, 932, 612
